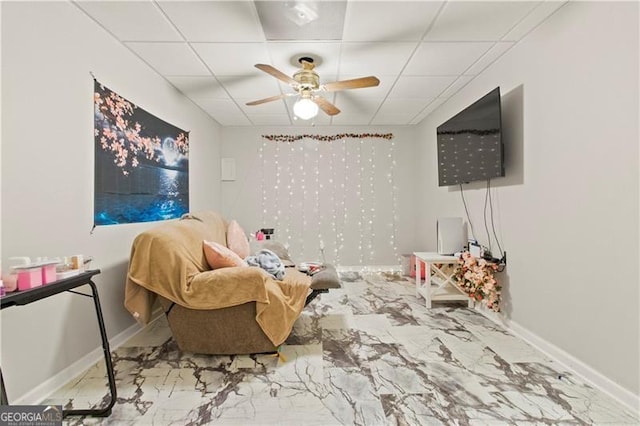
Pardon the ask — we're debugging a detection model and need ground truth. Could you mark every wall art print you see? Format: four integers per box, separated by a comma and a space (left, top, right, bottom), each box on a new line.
94, 80, 189, 225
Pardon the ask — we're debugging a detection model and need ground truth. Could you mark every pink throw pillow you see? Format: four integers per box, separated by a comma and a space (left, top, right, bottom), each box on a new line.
203, 240, 248, 269
227, 220, 250, 259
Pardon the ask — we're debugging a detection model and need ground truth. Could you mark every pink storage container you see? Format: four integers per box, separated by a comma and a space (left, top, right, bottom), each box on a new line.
42, 264, 57, 284
17, 267, 43, 290
410, 255, 426, 279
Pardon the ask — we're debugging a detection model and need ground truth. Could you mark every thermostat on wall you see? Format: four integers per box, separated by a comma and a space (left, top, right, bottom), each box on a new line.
221, 158, 236, 181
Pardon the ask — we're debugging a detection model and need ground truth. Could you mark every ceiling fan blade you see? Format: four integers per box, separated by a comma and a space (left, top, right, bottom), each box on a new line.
322, 76, 380, 92
255, 64, 298, 87
246, 93, 291, 106
313, 96, 341, 116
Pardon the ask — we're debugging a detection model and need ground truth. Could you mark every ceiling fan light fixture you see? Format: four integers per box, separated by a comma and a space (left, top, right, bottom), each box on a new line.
293, 97, 319, 120
249, 61, 379, 118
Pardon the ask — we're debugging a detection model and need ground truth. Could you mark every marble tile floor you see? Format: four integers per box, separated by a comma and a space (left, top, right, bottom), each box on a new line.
43, 271, 638, 425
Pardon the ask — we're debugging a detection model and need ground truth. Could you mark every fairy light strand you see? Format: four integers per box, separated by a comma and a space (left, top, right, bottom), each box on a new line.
314, 140, 320, 261
259, 140, 266, 226
286, 142, 294, 248
357, 139, 364, 265
336, 139, 348, 265
274, 141, 281, 240
299, 142, 305, 256
369, 140, 377, 264
317, 142, 326, 262
390, 138, 400, 263
329, 140, 337, 263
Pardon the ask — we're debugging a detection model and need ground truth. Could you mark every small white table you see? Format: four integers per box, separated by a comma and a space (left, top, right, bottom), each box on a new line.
413, 252, 473, 309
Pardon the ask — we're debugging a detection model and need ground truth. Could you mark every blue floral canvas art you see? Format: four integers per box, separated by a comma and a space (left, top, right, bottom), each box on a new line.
94, 81, 189, 225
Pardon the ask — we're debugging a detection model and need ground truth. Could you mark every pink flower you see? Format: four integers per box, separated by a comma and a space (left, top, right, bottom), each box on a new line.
454, 250, 501, 312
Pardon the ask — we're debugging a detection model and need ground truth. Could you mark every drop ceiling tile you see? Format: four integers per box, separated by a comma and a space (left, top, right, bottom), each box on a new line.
333, 93, 383, 115
502, 1, 568, 41
157, 1, 265, 42
217, 115, 253, 126
331, 113, 375, 126
126, 42, 209, 76
339, 42, 417, 75
196, 99, 251, 126
378, 98, 431, 116
165, 76, 228, 99
424, 1, 540, 41
217, 75, 281, 99
370, 114, 413, 125
292, 115, 333, 126
410, 98, 448, 124
248, 115, 292, 126
465, 42, 515, 75
193, 98, 243, 116
439, 75, 474, 98
192, 43, 270, 76
404, 42, 493, 75
388, 76, 457, 99
342, 1, 443, 42
266, 42, 341, 77
196, 99, 251, 125
75, 1, 182, 42
238, 97, 288, 115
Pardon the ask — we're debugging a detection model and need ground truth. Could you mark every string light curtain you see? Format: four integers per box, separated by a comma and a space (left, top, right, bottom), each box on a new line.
259, 134, 399, 266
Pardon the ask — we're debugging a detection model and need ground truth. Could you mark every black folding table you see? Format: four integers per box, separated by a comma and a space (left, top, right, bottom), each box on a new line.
0, 269, 116, 417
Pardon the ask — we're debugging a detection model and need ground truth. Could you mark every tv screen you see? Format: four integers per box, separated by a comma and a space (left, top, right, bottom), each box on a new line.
437, 87, 504, 186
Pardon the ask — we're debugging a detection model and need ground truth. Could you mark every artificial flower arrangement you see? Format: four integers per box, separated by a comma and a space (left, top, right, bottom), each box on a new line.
454, 251, 501, 312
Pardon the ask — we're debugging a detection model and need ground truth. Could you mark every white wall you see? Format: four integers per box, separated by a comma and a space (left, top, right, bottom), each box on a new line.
1, 2, 221, 400
416, 1, 639, 397
220, 126, 417, 266
0, 2, 3, 280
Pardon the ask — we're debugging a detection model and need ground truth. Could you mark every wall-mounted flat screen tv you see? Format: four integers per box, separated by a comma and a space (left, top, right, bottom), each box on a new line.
437, 87, 504, 186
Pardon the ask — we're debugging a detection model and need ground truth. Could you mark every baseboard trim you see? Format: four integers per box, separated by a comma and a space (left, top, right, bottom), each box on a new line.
474, 304, 640, 414
13, 309, 163, 406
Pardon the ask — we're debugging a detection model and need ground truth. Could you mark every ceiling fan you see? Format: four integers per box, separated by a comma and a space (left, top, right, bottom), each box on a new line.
246, 57, 380, 120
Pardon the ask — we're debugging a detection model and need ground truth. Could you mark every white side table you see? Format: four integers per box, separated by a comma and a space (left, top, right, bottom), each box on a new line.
413, 252, 473, 309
